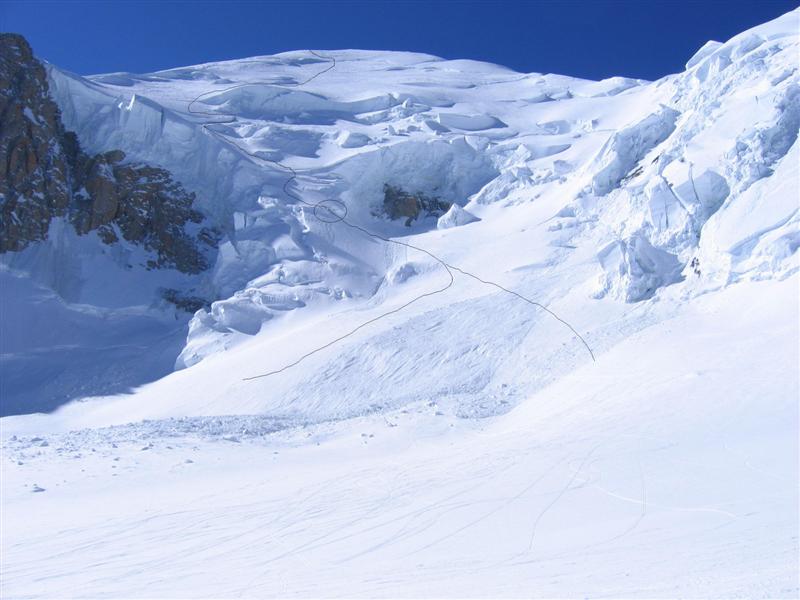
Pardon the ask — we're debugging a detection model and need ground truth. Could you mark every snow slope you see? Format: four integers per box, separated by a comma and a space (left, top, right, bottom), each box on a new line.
1, 7, 799, 597
2, 277, 797, 598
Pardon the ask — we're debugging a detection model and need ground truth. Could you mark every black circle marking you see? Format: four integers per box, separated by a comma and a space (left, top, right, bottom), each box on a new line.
313, 199, 347, 224
183, 51, 596, 383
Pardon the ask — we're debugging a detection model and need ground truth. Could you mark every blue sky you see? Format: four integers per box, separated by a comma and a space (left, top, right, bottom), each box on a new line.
2, 1, 796, 80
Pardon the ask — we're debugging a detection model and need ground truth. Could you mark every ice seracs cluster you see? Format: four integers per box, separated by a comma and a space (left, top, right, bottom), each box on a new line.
0, 9, 797, 416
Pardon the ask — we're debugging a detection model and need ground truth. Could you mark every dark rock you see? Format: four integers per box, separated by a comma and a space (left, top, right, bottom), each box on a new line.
161, 288, 208, 313
0, 34, 71, 251
0, 33, 218, 275
380, 184, 451, 226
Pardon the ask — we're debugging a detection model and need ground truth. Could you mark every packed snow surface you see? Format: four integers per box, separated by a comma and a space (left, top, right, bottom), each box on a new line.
2, 8, 799, 598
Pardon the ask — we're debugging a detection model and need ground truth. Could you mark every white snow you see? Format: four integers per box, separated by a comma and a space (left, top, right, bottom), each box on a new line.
1, 8, 799, 597
437, 204, 480, 229
2, 277, 796, 598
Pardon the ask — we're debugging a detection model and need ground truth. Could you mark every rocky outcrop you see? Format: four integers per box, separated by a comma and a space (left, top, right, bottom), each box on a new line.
380, 183, 451, 226
0, 34, 72, 251
0, 33, 217, 274
69, 150, 219, 273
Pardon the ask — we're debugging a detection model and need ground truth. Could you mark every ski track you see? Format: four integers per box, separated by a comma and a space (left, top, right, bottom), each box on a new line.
3, 9, 800, 598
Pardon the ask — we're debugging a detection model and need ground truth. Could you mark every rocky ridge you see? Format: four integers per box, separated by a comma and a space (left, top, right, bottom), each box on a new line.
0, 33, 217, 275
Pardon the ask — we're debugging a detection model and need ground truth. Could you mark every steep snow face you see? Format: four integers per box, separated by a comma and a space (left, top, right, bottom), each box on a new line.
6, 8, 792, 417
573, 8, 800, 301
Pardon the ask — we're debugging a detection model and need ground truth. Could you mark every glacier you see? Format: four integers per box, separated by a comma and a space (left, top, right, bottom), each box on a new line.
1, 8, 798, 598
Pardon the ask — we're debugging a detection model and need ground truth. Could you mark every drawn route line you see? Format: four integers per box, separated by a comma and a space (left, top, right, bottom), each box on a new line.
183, 50, 595, 382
